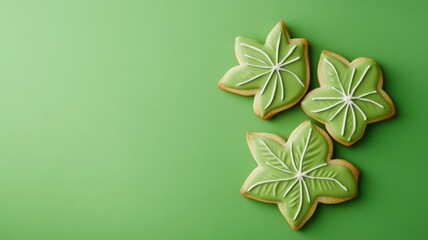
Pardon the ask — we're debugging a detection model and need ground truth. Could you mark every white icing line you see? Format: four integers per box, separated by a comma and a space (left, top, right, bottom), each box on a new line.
246, 63, 273, 69
266, 162, 292, 174
304, 163, 327, 174
347, 68, 356, 95
324, 58, 346, 93
293, 181, 303, 221
351, 102, 367, 121
353, 97, 384, 108
248, 176, 297, 192
258, 139, 291, 171
236, 70, 271, 86
277, 70, 284, 101
265, 74, 278, 109
241, 43, 274, 65
283, 178, 299, 198
305, 175, 348, 191
299, 128, 312, 171
328, 102, 347, 121
331, 87, 345, 96
311, 100, 345, 113
355, 90, 377, 98
341, 104, 350, 136
280, 57, 300, 67
312, 97, 344, 100
348, 104, 356, 141
244, 54, 268, 66
275, 32, 281, 64
289, 141, 298, 172
350, 65, 371, 96
260, 70, 275, 95
279, 68, 304, 87
279, 45, 297, 65
301, 178, 311, 203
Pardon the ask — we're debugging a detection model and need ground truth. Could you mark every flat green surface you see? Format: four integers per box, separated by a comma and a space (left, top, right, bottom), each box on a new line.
0, 0, 426, 239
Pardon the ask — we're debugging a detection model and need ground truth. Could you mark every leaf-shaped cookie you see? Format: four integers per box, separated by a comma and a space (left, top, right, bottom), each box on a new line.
218, 21, 309, 119
241, 121, 359, 230
301, 51, 395, 146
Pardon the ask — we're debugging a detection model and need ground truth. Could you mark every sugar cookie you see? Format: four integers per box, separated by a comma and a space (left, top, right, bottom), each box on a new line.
241, 121, 359, 230
218, 21, 309, 119
301, 50, 395, 146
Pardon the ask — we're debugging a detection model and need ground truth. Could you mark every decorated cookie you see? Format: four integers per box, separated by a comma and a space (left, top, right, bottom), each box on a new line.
241, 121, 359, 230
301, 51, 395, 146
218, 21, 309, 119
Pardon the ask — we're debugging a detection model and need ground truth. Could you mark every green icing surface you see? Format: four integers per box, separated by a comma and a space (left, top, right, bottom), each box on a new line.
301, 51, 395, 145
219, 21, 309, 119
241, 121, 358, 229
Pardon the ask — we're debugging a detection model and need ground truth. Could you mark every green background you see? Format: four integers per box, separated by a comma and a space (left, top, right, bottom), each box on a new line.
0, 0, 426, 239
